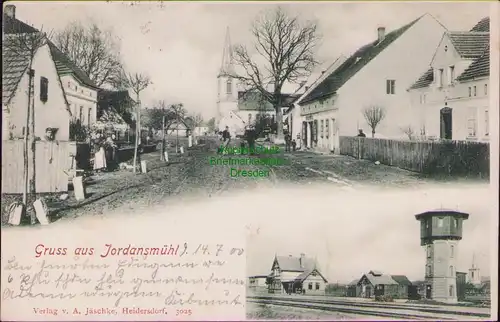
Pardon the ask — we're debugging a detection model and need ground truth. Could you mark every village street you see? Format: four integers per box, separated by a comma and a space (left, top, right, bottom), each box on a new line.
23, 139, 479, 225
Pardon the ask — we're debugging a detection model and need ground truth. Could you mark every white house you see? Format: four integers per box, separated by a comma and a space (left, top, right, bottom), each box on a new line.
408, 17, 490, 141
49, 43, 99, 128
267, 254, 328, 295
297, 13, 448, 153
248, 275, 268, 293
3, 7, 71, 141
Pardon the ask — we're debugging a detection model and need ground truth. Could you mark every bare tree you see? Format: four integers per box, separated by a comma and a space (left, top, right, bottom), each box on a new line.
124, 72, 151, 173
53, 22, 126, 88
6, 29, 53, 224
363, 105, 386, 138
401, 125, 415, 141
190, 113, 204, 129
233, 6, 320, 141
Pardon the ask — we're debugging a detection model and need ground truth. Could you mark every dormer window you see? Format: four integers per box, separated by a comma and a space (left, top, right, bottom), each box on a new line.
226, 78, 232, 95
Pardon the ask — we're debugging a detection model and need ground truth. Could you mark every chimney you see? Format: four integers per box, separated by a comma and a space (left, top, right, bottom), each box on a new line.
377, 27, 386, 43
299, 253, 305, 268
305, 86, 309, 92
5, 5, 16, 18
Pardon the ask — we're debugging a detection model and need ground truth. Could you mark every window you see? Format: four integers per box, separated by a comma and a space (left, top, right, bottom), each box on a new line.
448, 66, 455, 85
438, 218, 443, 227
325, 119, 329, 139
438, 69, 444, 87
226, 78, 232, 95
320, 120, 324, 137
450, 245, 455, 258
75, 85, 78, 92
88, 108, 92, 126
453, 218, 458, 227
449, 285, 454, 297
40, 77, 48, 103
484, 84, 488, 95
386, 79, 395, 94
468, 87, 472, 97
425, 220, 429, 229
473, 86, 477, 96
467, 107, 477, 137
426, 265, 432, 276
427, 245, 432, 258
67, 81, 71, 88
485, 110, 489, 136
449, 266, 454, 277
79, 106, 84, 122
308, 283, 313, 290
315, 283, 320, 290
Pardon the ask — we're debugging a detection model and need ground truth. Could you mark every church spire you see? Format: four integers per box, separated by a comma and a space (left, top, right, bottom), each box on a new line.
219, 26, 234, 76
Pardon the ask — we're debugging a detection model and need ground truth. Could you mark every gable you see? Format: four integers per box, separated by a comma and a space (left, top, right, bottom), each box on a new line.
456, 44, 490, 82
299, 15, 422, 105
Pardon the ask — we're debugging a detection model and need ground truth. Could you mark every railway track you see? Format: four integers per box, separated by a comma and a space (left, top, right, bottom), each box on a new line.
247, 296, 491, 320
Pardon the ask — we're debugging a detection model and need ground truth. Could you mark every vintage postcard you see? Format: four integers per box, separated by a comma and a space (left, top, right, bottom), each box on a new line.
1, 1, 498, 321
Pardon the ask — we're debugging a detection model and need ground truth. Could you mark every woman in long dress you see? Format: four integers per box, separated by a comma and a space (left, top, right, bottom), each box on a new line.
93, 143, 107, 172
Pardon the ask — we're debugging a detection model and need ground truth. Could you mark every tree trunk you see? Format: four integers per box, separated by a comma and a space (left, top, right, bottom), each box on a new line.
161, 115, 165, 161
28, 68, 36, 224
22, 69, 33, 211
371, 130, 375, 138
132, 95, 140, 174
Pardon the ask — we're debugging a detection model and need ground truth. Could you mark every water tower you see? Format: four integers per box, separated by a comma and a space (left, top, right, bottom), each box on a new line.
415, 209, 469, 303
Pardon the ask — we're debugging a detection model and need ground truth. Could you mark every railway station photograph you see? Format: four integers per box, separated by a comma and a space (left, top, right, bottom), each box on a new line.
245, 185, 493, 320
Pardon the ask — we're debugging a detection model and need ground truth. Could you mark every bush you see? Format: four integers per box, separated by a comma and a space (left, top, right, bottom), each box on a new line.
375, 295, 394, 302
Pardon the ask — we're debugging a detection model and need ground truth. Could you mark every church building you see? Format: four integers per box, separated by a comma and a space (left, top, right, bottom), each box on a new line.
216, 27, 300, 137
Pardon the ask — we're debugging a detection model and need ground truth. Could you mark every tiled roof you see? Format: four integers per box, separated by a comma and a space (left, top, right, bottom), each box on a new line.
299, 16, 422, 105
408, 68, 434, 90
237, 91, 300, 111
294, 268, 328, 283
4, 13, 98, 90
363, 272, 398, 286
2, 35, 33, 105
448, 32, 490, 59
48, 42, 98, 89
391, 275, 412, 286
456, 44, 490, 81
470, 17, 490, 32
276, 255, 315, 272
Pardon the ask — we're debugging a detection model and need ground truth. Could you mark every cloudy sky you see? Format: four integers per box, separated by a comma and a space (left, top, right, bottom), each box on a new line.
246, 184, 493, 284
11, 1, 490, 119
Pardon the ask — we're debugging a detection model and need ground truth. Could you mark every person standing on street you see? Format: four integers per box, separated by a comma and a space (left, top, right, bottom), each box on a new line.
222, 126, 231, 153
284, 131, 292, 152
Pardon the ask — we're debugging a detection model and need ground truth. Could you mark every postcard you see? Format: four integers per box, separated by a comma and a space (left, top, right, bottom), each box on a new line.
1, 1, 498, 321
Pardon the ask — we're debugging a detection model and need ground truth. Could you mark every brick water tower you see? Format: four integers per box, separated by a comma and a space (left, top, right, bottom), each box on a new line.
415, 209, 469, 303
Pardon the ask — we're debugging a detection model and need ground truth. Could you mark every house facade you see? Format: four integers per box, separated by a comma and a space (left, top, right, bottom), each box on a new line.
267, 254, 328, 295
3, 14, 71, 141
248, 275, 268, 293
49, 43, 99, 128
297, 14, 447, 152
356, 270, 413, 299
408, 17, 490, 141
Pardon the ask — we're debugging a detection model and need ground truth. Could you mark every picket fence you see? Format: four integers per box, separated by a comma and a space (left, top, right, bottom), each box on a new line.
1, 140, 76, 193
339, 136, 490, 178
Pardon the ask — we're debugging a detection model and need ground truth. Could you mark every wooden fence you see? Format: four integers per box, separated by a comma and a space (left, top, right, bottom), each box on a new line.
2, 140, 76, 193
339, 136, 490, 178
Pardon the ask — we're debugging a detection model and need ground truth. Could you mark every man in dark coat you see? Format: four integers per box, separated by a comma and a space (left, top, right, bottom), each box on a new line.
245, 125, 257, 155
357, 129, 366, 137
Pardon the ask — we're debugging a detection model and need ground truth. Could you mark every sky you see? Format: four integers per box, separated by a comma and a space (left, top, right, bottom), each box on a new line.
245, 184, 493, 284
11, 1, 491, 119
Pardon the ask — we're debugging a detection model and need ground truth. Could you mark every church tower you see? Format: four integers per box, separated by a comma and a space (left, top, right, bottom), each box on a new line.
468, 253, 482, 285
216, 27, 238, 123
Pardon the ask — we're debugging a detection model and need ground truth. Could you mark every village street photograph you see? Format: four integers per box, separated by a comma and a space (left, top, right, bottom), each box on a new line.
0, 0, 497, 321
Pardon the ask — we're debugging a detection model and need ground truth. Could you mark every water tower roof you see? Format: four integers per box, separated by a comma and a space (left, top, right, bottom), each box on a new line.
415, 209, 469, 220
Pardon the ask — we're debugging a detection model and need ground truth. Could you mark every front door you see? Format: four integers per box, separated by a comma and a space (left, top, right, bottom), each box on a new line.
302, 121, 308, 147
440, 107, 452, 140
426, 284, 432, 299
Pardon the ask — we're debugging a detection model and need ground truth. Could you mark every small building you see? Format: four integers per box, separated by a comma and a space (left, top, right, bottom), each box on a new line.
456, 271, 467, 301
358, 271, 397, 298
345, 279, 361, 297
267, 253, 328, 295
166, 119, 191, 137
408, 18, 490, 141
248, 275, 268, 293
